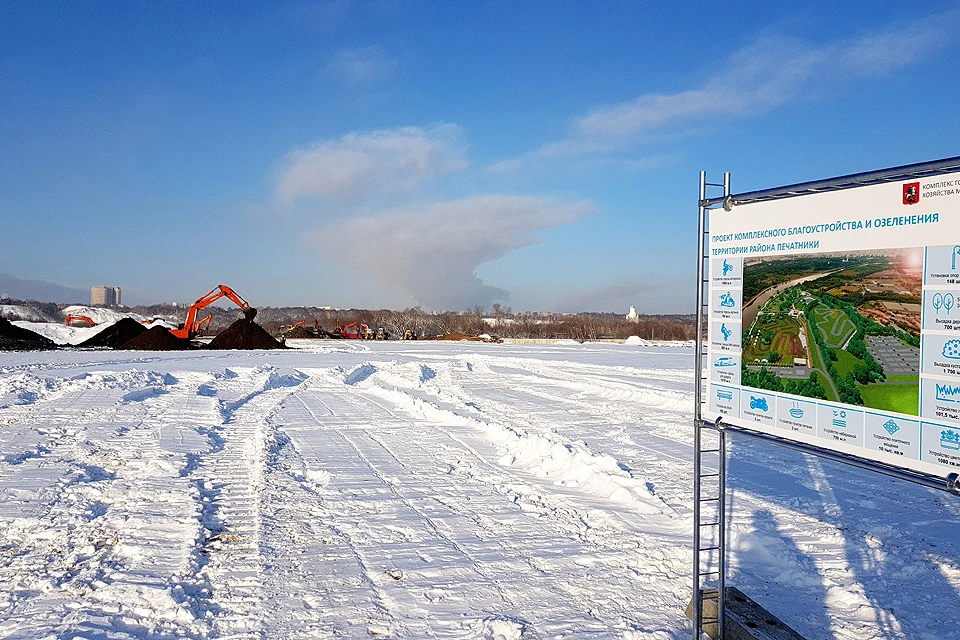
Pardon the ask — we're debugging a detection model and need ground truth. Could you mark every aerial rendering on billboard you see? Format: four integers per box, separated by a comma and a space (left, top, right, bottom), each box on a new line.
705, 172, 960, 476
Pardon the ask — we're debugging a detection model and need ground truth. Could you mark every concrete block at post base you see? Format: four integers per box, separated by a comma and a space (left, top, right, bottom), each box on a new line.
685, 587, 807, 640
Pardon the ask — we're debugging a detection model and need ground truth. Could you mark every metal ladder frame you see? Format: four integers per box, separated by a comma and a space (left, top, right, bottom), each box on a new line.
693, 171, 730, 639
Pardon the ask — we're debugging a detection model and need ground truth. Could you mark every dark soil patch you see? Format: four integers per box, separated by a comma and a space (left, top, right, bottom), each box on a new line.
0, 317, 57, 351
117, 326, 194, 351
78, 318, 147, 348
283, 326, 317, 339
420, 333, 485, 342
207, 319, 285, 350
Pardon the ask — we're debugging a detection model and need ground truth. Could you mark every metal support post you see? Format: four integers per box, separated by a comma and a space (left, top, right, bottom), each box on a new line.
693, 172, 731, 639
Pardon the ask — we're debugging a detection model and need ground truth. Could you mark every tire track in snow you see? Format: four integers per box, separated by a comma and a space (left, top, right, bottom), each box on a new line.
415, 357, 697, 517
350, 361, 680, 527
179, 366, 310, 638
357, 359, 693, 632
274, 364, 691, 636
255, 386, 397, 637
273, 386, 608, 637
0, 370, 211, 638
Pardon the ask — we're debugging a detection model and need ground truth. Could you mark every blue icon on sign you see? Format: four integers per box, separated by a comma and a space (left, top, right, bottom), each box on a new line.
936, 383, 960, 402
942, 429, 960, 450
723, 259, 734, 276
714, 356, 737, 368
720, 323, 732, 341
719, 292, 736, 308
789, 404, 804, 419
943, 339, 960, 360
933, 292, 956, 315
749, 396, 768, 412
882, 419, 900, 435
716, 389, 733, 401
953, 246, 960, 270
832, 409, 847, 428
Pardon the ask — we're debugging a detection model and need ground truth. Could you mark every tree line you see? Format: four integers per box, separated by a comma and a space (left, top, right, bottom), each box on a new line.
2, 298, 695, 342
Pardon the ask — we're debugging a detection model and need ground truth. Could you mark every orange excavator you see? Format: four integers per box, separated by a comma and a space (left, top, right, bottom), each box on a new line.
170, 285, 255, 340
65, 314, 96, 327
340, 321, 369, 339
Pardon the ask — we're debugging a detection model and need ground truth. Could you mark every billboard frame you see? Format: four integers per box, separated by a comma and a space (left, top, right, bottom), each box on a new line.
692, 158, 960, 640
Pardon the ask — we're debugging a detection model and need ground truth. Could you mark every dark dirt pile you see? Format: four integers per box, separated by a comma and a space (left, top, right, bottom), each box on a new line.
117, 326, 194, 351
207, 318, 285, 350
283, 326, 317, 339
78, 318, 147, 348
420, 333, 485, 342
0, 317, 56, 351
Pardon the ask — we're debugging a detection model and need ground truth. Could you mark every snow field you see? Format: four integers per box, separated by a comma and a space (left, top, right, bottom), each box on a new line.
0, 341, 957, 639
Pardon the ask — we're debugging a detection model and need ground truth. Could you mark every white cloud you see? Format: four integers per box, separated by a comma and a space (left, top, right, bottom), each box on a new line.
276, 124, 467, 204
324, 45, 397, 85
306, 195, 596, 309
502, 10, 959, 163
274, 126, 595, 309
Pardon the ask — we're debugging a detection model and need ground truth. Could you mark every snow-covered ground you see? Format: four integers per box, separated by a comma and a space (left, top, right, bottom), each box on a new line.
12, 320, 106, 346
0, 342, 957, 639
59, 306, 177, 329
0, 305, 55, 323
61, 306, 143, 325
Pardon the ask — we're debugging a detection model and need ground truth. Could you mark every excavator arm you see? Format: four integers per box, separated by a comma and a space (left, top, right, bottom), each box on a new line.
65, 314, 96, 327
170, 284, 255, 340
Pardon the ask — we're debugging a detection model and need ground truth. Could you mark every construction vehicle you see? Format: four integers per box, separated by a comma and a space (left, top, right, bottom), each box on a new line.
192, 315, 213, 336
279, 320, 319, 339
340, 322, 369, 339
170, 284, 255, 340
65, 314, 96, 327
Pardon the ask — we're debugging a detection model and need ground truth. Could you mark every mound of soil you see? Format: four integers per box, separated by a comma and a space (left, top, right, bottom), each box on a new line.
207, 318, 284, 350
0, 317, 57, 351
420, 333, 486, 342
283, 326, 317, 339
78, 318, 147, 348
117, 326, 194, 351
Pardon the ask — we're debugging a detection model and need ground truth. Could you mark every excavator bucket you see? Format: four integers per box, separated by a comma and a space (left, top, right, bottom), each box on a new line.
243, 308, 257, 321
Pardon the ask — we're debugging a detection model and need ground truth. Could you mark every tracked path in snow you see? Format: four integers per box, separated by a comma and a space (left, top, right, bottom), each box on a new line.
0, 347, 700, 638
0, 370, 211, 637
243, 361, 692, 638
2, 342, 955, 639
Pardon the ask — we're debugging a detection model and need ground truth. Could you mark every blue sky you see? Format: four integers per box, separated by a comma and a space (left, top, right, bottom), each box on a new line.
3, 1, 960, 312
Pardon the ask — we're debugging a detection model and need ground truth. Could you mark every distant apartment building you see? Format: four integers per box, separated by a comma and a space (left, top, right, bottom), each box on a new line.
91, 286, 121, 306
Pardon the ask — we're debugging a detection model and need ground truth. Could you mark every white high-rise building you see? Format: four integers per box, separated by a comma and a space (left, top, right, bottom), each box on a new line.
91, 286, 121, 306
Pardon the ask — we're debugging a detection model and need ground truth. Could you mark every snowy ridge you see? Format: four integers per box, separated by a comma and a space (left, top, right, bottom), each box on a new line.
0, 304, 55, 322
12, 320, 105, 346
339, 360, 670, 517
62, 306, 151, 325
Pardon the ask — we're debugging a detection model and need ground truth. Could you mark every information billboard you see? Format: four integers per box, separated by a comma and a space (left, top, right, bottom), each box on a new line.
705, 172, 960, 476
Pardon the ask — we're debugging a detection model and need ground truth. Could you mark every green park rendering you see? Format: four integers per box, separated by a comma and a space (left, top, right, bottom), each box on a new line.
741, 250, 922, 415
